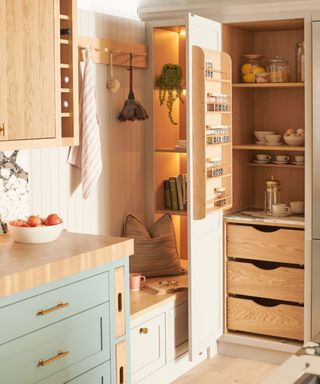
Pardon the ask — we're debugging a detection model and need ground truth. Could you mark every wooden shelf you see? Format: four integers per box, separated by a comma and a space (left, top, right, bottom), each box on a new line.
233, 144, 304, 151
232, 82, 304, 89
60, 88, 70, 93
155, 148, 187, 153
60, 14, 70, 20
156, 209, 187, 216
206, 111, 232, 115
207, 142, 232, 148
60, 38, 70, 45
60, 64, 70, 69
249, 163, 304, 169
205, 78, 231, 83
61, 113, 71, 117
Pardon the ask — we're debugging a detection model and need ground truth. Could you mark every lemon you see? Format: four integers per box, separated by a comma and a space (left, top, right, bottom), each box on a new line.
252, 66, 265, 75
241, 63, 252, 74
243, 73, 255, 83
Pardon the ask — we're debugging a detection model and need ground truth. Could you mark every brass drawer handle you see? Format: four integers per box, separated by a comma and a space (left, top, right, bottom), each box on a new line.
37, 302, 69, 316
140, 327, 148, 334
0, 123, 6, 136
38, 350, 69, 366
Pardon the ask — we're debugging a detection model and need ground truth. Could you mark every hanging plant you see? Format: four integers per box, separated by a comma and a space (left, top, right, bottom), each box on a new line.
156, 63, 184, 125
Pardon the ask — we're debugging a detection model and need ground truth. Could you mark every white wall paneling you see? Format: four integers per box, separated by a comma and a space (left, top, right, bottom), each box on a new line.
29, 11, 147, 236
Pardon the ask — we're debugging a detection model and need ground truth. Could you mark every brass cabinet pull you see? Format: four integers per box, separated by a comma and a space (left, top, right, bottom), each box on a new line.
37, 302, 69, 316
0, 123, 6, 136
139, 327, 148, 334
38, 350, 69, 366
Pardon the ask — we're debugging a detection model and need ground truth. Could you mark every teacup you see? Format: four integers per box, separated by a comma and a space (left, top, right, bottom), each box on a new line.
295, 155, 305, 163
275, 155, 290, 163
256, 154, 271, 161
272, 203, 291, 215
290, 201, 304, 213
130, 273, 146, 291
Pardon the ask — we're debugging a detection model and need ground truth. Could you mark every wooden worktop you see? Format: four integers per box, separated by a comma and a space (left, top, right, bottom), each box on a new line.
0, 231, 133, 298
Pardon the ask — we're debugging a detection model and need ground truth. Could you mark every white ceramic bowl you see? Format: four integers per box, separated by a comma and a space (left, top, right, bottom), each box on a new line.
283, 135, 304, 146
8, 223, 64, 243
253, 131, 276, 142
265, 134, 281, 144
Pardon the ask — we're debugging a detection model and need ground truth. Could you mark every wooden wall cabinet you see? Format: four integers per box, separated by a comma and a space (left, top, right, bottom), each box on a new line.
0, 0, 78, 150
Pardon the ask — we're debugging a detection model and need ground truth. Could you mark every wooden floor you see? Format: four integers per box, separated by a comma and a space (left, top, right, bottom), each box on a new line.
173, 355, 278, 384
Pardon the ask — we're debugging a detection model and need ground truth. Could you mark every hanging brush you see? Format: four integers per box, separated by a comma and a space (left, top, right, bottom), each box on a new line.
118, 52, 149, 122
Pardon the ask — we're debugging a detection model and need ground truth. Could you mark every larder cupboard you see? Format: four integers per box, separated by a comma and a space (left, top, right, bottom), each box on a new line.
0, 0, 78, 150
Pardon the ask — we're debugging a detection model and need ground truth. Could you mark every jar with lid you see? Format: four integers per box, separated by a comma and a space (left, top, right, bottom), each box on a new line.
264, 176, 281, 213
267, 56, 290, 83
296, 41, 304, 82
241, 54, 267, 83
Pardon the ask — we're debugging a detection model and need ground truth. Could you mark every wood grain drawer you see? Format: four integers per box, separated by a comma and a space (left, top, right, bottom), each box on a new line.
131, 313, 166, 383
0, 272, 109, 345
0, 303, 110, 384
227, 261, 304, 303
227, 224, 304, 264
227, 297, 304, 340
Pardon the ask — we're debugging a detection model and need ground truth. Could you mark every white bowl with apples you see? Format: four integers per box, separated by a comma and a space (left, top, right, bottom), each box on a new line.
8, 213, 64, 243
283, 128, 305, 146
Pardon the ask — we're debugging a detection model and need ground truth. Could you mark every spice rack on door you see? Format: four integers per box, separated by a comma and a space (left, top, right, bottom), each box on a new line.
192, 46, 233, 220
59, 0, 79, 146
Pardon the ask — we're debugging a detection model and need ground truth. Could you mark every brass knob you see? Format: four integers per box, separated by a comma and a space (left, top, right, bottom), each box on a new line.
139, 327, 148, 334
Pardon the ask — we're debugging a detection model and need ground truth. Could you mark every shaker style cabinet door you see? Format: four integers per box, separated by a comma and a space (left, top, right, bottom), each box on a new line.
1, 0, 57, 141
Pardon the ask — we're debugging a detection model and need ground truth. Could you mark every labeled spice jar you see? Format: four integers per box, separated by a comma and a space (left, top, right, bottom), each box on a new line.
214, 187, 227, 206
267, 56, 290, 83
241, 54, 266, 83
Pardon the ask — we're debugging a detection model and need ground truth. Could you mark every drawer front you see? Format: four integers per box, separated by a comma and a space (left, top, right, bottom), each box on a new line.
168, 301, 188, 360
131, 313, 166, 383
0, 272, 109, 345
0, 303, 110, 384
227, 297, 304, 340
227, 224, 304, 264
66, 362, 111, 384
227, 261, 304, 303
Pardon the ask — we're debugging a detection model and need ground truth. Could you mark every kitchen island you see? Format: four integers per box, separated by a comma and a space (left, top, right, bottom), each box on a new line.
0, 231, 133, 384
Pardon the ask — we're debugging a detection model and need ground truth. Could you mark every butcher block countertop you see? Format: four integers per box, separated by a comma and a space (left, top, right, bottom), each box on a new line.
0, 231, 133, 298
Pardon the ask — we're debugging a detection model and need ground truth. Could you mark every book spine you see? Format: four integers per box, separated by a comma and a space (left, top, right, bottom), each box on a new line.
169, 177, 179, 210
182, 174, 187, 208
164, 180, 171, 208
175, 176, 184, 210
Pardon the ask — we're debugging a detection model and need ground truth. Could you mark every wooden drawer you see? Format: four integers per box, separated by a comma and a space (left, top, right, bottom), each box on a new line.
66, 361, 111, 384
0, 272, 109, 345
227, 297, 304, 340
227, 224, 304, 264
131, 313, 166, 383
168, 300, 188, 360
0, 303, 110, 384
227, 261, 304, 303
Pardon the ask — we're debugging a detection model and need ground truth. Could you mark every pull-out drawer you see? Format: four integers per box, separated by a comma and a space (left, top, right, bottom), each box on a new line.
131, 313, 166, 383
0, 272, 109, 345
227, 261, 304, 303
227, 297, 304, 340
227, 224, 304, 264
0, 303, 110, 384
65, 361, 111, 384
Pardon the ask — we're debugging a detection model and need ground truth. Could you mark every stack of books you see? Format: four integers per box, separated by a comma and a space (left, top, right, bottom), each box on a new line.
163, 175, 187, 211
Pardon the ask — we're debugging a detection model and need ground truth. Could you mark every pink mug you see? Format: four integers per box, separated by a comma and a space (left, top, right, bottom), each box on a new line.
130, 273, 146, 291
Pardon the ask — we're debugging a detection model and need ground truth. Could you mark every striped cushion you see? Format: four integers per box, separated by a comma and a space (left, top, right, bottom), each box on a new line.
123, 213, 185, 277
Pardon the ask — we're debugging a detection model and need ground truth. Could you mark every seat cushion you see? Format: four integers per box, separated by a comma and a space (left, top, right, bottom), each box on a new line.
123, 213, 185, 277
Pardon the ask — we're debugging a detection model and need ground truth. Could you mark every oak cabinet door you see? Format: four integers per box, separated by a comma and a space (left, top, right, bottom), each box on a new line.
4, 0, 57, 140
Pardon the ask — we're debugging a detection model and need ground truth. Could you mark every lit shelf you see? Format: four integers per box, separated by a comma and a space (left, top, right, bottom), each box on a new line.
156, 209, 187, 216
60, 64, 70, 69
61, 113, 71, 117
233, 144, 304, 152
232, 82, 304, 89
60, 88, 70, 93
60, 14, 70, 20
155, 148, 187, 153
249, 163, 304, 169
60, 39, 70, 45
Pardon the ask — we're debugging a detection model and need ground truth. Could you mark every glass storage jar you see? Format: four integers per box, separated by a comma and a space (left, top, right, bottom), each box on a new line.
267, 56, 290, 83
241, 54, 266, 83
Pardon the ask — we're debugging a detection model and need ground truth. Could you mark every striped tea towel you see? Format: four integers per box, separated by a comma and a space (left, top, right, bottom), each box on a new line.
68, 46, 102, 199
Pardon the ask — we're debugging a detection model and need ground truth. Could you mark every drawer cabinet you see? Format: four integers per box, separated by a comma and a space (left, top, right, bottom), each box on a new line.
131, 313, 166, 383
225, 222, 305, 342
227, 297, 304, 341
66, 362, 111, 383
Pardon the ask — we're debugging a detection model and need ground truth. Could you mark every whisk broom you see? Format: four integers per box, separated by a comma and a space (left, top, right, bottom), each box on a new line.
118, 53, 149, 122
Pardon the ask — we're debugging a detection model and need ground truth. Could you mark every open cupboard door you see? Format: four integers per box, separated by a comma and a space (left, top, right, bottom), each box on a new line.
187, 14, 231, 361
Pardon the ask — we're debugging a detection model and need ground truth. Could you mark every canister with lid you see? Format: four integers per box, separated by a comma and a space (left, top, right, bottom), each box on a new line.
267, 56, 290, 83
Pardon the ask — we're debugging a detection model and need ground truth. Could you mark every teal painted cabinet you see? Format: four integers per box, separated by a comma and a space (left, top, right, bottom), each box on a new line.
0, 258, 131, 384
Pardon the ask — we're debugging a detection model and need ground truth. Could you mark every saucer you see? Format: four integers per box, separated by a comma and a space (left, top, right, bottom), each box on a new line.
272, 160, 289, 164
265, 142, 283, 146
255, 141, 265, 145
267, 211, 292, 217
253, 159, 270, 164
292, 161, 305, 165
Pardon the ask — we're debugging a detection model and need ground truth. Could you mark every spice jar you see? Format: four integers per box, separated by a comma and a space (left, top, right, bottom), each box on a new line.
241, 54, 266, 83
267, 56, 290, 83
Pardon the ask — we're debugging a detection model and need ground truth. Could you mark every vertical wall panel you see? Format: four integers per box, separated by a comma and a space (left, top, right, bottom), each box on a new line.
28, 11, 147, 236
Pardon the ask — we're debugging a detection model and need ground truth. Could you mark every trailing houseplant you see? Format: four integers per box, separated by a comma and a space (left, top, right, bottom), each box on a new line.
156, 63, 184, 125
